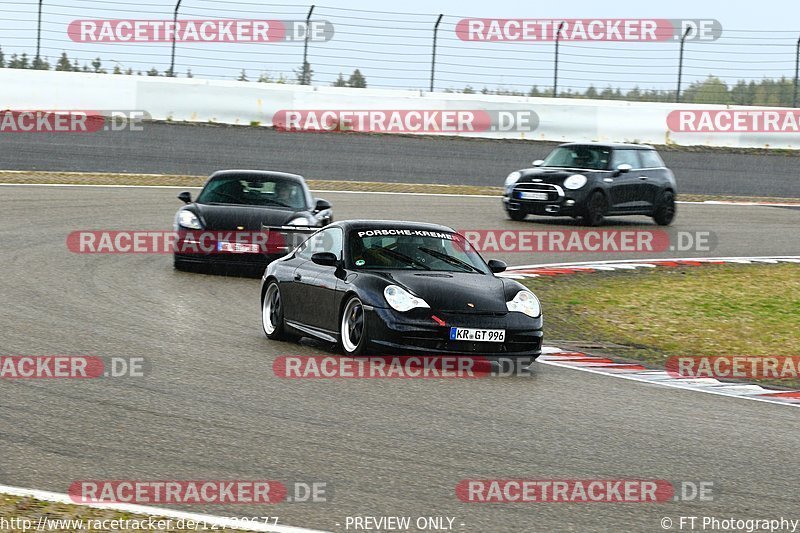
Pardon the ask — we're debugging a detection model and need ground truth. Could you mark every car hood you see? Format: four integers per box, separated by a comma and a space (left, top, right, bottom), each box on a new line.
379, 270, 509, 313
188, 203, 305, 230
517, 167, 603, 185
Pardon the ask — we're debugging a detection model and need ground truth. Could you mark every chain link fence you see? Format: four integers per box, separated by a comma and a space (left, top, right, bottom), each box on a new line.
1, 1, 799, 106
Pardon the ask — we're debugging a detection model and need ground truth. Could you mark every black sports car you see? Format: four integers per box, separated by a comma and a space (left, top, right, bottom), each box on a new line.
502, 142, 677, 226
260, 220, 543, 368
173, 170, 332, 270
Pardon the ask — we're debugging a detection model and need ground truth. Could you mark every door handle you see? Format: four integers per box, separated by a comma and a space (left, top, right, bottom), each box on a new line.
294, 273, 302, 281
639, 176, 649, 180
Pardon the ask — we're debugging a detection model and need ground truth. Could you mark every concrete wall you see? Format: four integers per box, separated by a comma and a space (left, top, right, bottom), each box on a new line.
1, 69, 797, 149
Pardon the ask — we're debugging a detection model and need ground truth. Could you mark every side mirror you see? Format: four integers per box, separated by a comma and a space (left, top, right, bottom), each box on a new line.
311, 252, 338, 267
314, 198, 332, 213
178, 191, 192, 204
487, 259, 507, 273
616, 163, 632, 174
532, 159, 544, 167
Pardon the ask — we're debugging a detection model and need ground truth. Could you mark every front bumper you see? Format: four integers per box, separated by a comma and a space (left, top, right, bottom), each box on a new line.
364, 306, 543, 360
173, 251, 284, 266
503, 185, 591, 216
173, 228, 300, 266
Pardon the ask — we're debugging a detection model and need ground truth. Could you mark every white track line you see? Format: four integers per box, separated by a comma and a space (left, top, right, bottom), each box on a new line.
507, 256, 800, 271
0, 484, 330, 533
536, 353, 799, 408
0, 182, 797, 206
0, 183, 204, 190
0, 183, 494, 198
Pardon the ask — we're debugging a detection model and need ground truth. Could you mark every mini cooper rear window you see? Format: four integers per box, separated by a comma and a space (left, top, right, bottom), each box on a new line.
639, 150, 665, 168
611, 149, 641, 168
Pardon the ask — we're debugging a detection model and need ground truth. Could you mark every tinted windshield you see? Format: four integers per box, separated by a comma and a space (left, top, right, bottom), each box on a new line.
541, 146, 611, 170
348, 229, 488, 274
196, 176, 307, 209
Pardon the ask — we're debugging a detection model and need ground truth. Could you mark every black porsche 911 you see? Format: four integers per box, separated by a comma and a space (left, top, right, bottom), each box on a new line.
173, 170, 332, 270
502, 142, 677, 226
260, 220, 543, 368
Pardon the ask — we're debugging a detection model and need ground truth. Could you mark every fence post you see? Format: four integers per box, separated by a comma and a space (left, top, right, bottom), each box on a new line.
35, 0, 43, 65
553, 21, 565, 97
793, 35, 800, 108
429, 14, 443, 92
301, 4, 315, 85
168, 0, 183, 77
676, 25, 692, 103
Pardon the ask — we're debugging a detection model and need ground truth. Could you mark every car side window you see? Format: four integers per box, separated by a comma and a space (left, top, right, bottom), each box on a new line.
611, 149, 641, 169
639, 150, 665, 168
296, 227, 343, 260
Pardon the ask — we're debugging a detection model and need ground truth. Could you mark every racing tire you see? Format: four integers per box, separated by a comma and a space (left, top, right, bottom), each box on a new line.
340, 296, 368, 356
506, 209, 527, 221
583, 191, 607, 227
652, 190, 676, 226
262, 281, 298, 341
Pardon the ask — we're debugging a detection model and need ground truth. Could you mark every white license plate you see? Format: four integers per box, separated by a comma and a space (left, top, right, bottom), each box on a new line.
519, 191, 549, 200
217, 241, 260, 254
449, 327, 506, 343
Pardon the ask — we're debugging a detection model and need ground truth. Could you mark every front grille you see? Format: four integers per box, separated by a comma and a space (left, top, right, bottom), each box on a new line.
513, 183, 561, 202
392, 327, 541, 354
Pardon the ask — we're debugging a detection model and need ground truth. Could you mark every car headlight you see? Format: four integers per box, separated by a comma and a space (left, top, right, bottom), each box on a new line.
506, 290, 541, 318
288, 216, 311, 225
384, 285, 430, 312
563, 174, 588, 190
177, 210, 202, 229
504, 171, 521, 193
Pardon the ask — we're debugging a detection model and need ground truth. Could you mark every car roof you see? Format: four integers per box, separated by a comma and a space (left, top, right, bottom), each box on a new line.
208, 170, 307, 183
558, 142, 656, 150
333, 220, 456, 233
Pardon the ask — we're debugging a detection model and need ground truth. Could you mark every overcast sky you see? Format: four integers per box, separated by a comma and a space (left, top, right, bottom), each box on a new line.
1, 0, 798, 93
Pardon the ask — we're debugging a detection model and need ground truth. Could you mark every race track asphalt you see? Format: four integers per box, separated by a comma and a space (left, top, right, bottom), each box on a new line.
1, 122, 798, 197
0, 185, 798, 532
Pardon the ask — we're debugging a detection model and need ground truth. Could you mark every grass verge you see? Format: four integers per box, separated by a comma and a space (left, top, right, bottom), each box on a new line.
0, 171, 798, 204
523, 263, 800, 388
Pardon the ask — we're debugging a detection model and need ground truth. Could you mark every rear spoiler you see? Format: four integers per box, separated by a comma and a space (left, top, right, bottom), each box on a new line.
261, 225, 319, 255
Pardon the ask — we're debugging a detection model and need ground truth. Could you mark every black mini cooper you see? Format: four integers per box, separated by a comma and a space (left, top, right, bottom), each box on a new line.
502, 143, 677, 226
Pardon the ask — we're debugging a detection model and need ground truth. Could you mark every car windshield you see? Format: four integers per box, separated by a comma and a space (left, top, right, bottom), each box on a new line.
348, 229, 488, 274
541, 146, 611, 170
196, 176, 307, 209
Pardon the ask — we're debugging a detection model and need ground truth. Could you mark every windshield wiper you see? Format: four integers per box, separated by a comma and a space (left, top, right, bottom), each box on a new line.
418, 247, 483, 273
370, 247, 431, 270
